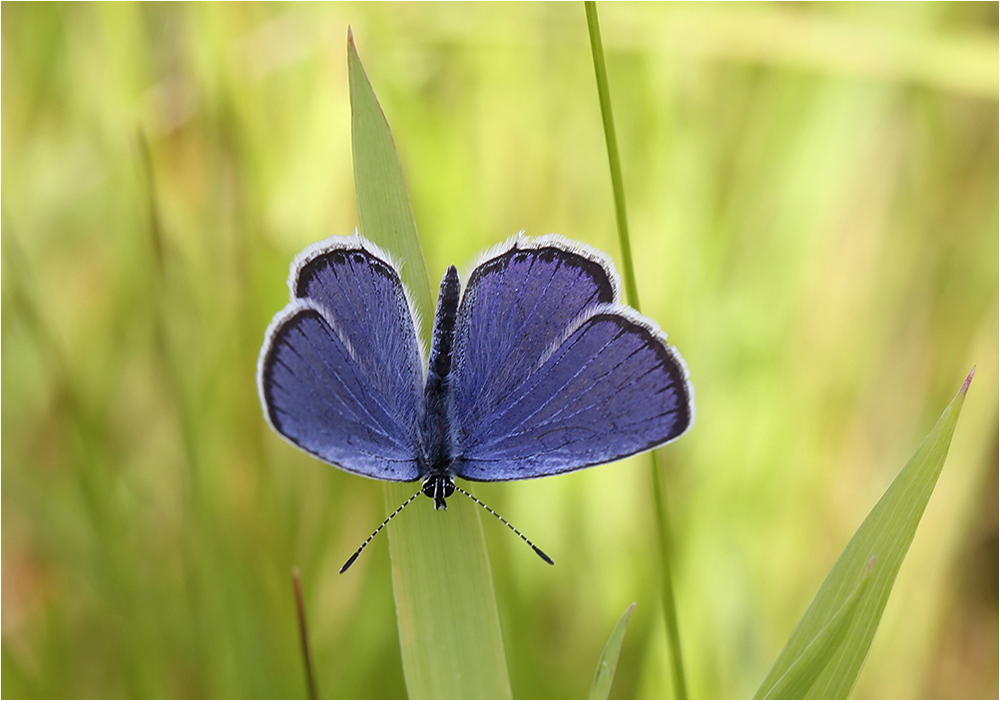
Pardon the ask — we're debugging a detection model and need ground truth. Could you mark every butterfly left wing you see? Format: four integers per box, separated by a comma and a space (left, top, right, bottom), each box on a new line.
257, 235, 424, 482
450, 237, 694, 481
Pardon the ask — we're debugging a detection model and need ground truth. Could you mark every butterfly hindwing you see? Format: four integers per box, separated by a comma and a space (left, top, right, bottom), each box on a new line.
257, 236, 423, 481
450, 237, 693, 481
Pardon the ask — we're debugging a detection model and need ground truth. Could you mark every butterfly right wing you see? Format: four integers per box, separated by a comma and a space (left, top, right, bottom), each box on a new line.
449, 235, 693, 482
257, 235, 424, 482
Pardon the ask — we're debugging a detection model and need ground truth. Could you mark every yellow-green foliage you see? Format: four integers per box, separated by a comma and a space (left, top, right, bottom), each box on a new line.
2, 3, 996, 698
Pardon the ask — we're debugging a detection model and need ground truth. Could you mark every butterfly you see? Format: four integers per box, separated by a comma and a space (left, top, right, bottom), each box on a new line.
257, 233, 694, 571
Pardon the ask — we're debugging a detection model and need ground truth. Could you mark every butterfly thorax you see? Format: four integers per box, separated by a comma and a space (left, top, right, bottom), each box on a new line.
419, 266, 461, 509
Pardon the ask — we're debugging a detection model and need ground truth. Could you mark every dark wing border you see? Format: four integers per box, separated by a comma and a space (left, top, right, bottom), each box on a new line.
459, 232, 621, 308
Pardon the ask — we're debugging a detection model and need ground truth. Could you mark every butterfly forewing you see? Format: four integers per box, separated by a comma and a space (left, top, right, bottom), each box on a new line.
293, 238, 425, 402
257, 238, 423, 482
450, 236, 617, 433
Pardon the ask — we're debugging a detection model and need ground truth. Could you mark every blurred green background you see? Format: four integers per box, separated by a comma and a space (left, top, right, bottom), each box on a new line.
2, 2, 997, 698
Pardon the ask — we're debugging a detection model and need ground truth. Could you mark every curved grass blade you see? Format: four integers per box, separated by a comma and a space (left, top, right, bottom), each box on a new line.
755, 368, 975, 700
589, 602, 636, 700
761, 558, 874, 699
348, 30, 511, 699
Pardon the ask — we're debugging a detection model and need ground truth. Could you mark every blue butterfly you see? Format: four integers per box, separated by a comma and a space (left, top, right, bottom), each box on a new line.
257, 233, 694, 571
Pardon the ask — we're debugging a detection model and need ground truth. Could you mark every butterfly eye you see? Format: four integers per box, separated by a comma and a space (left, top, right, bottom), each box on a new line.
421, 480, 436, 499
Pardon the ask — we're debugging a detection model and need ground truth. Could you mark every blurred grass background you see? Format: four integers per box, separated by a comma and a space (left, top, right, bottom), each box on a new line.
2, 2, 997, 698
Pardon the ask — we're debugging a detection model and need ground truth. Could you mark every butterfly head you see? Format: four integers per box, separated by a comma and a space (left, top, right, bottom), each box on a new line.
422, 475, 455, 510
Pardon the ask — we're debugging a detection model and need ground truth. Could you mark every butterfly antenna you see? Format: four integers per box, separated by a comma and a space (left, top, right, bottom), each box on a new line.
452, 485, 554, 565
340, 487, 423, 574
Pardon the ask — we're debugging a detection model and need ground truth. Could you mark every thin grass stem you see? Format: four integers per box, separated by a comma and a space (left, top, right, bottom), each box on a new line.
584, 1, 639, 310
650, 454, 687, 699
584, 3, 689, 698
292, 568, 319, 700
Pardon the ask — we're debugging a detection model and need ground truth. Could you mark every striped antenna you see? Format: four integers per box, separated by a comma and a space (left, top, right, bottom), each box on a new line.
340, 486, 423, 573
452, 485, 554, 566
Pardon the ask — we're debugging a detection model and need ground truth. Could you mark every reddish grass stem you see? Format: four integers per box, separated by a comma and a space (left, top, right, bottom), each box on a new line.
292, 568, 319, 700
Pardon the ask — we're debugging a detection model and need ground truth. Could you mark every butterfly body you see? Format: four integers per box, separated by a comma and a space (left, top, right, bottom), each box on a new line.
419, 266, 461, 509
259, 232, 694, 517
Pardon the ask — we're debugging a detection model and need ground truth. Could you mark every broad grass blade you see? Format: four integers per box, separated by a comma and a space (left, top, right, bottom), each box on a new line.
761, 559, 873, 699
755, 368, 975, 699
348, 30, 432, 337
589, 602, 636, 700
348, 31, 511, 699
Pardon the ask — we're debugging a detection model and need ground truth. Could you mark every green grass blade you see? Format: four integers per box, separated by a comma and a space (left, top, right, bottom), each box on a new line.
755, 368, 976, 700
761, 559, 873, 700
347, 30, 433, 327
348, 31, 511, 700
584, 3, 688, 697
589, 602, 636, 700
